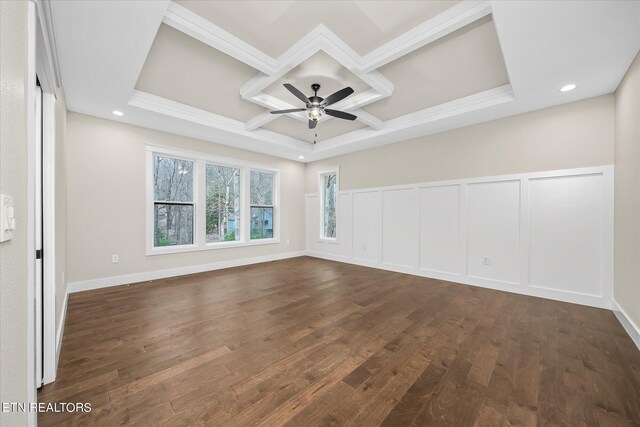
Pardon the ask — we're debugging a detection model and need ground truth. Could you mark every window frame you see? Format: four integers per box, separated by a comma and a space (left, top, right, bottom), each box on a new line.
318, 167, 339, 242
249, 168, 278, 241
205, 162, 242, 245
146, 145, 280, 255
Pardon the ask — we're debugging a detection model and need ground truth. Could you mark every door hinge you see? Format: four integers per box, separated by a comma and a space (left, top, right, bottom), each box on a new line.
36, 249, 42, 260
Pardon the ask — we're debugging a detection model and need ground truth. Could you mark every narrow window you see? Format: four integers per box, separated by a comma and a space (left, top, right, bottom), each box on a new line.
153, 155, 194, 247
206, 164, 241, 242
250, 170, 275, 239
320, 172, 337, 239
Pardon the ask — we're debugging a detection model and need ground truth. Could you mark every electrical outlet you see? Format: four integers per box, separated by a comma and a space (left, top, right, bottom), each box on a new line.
482, 256, 490, 266
286, 238, 290, 245
112, 254, 119, 263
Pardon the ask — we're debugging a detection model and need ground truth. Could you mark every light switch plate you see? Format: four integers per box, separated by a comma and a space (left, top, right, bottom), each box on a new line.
0, 194, 15, 242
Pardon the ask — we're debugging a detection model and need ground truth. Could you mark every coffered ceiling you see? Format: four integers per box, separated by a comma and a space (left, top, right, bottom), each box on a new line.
50, 0, 640, 162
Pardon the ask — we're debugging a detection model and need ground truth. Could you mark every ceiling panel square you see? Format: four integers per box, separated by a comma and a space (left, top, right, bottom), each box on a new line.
363, 16, 509, 120
135, 24, 265, 122
176, 0, 461, 58
263, 50, 371, 108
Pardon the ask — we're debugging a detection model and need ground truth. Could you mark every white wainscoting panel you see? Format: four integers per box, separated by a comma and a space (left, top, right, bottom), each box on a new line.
419, 185, 461, 275
466, 180, 521, 284
382, 189, 419, 268
305, 195, 324, 254
327, 193, 353, 259
528, 174, 604, 296
352, 191, 382, 262
305, 166, 614, 309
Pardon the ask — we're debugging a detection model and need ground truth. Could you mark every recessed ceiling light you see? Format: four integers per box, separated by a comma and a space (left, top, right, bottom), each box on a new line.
112, 110, 124, 116
298, 155, 305, 159
560, 84, 577, 92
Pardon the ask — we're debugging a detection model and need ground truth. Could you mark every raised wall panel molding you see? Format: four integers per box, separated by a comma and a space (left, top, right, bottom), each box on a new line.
305, 166, 614, 310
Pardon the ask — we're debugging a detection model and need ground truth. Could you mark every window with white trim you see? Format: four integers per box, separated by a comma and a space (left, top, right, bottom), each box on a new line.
153, 155, 195, 247
319, 169, 338, 240
206, 164, 240, 242
147, 146, 280, 254
250, 170, 275, 240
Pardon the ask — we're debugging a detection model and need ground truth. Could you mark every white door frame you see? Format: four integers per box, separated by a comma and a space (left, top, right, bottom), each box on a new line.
42, 90, 56, 384
26, 1, 37, 425
33, 0, 59, 386
35, 84, 43, 388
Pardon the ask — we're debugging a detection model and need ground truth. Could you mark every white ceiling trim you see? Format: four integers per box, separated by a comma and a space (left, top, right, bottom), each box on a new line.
35, 0, 62, 93
360, 1, 492, 73
129, 90, 312, 152
316, 84, 514, 152
131, 0, 505, 156
50, 0, 640, 163
163, 1, 277, 75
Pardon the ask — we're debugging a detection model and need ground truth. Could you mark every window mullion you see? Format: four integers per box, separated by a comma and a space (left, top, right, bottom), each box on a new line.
242, 167, 250, 243
196, 159, 206, 248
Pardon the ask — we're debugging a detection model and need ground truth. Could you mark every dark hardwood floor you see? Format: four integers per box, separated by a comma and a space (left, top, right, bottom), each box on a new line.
39, 257, 640, 426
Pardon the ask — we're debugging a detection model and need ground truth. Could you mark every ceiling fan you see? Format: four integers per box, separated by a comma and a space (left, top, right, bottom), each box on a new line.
270, 83, 357, 129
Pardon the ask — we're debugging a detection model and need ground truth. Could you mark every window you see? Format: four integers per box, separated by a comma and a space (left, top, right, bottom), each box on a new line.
206, 165, 241, 242
147, 146, 279, 254
250, 170, 275, 239
319, 169, 338, 239
153, 155, 194, 247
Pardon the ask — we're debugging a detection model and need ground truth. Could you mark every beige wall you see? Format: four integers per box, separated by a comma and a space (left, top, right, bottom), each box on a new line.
0, 0, 30, 424
55, 88, 68, 330
306, 95, 614, 193
66, 113, 306, 283
614, 52, 640, 327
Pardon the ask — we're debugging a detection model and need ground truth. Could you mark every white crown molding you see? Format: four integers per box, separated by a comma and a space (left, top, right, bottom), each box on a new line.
384, 84, 514, 131
128, 0, 506, 159
163, 1, 277, 74
129, 90, 311, 152
352, 109, 385, 131
360, 1, 492, 72
314, 84, 514, 152
50, 0, 640, 162
35, 0, 62, 93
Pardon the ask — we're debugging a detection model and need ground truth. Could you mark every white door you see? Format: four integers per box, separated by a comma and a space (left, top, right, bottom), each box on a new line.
35, 83, 43, 388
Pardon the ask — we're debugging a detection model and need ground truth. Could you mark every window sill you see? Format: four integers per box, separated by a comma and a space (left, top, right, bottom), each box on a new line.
147, 238, 280, 256
319, 238, 339, 245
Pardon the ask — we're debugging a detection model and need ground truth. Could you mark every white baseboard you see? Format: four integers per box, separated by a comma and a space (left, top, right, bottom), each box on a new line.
55, 286, 69, 368
611, 298, 640, 350
305, 251, 611, 310
67, 251, 306, 293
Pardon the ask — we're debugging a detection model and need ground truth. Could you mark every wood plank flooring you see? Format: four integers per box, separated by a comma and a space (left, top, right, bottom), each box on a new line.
39, 257, 640, 426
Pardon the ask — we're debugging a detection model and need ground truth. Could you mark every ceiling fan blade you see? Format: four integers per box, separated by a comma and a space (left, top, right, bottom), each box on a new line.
270, 108, 307, 114
325, 109, 357, 121
322, 87, 354, 106
309, 119, 318, 129
283, 83, 310, 105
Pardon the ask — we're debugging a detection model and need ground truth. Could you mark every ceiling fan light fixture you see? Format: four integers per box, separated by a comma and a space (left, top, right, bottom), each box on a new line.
308, 107, 323, 120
